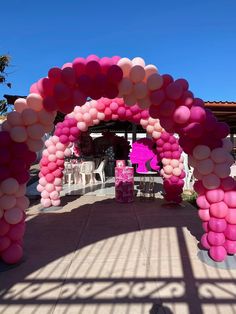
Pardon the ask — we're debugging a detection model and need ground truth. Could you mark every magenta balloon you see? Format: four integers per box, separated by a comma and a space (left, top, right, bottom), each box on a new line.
107, 65, 123, 83
148, 105, 159, 119
202, 222, 209, 232
209, 246, 227, 262
193, 181, 206, 195
224, 191, 236, 207
0, 131, 11, 146
190, 106, 206, 123
224, 239, 236, 254
45, 173, 55, 183
0, 219, 10, 236
150, 90, 165, 105
200, 233, 211, 249
171, 143, 179, 151
161, 132, 170, 141
163, 151, 172, 158
214, 122, 230, 139
7, 222, 25, 241
0, 147, 11, 164
173, 106, 190, 124
221, 177, 236, 191
61, 67, 76, 86
197, 195, 210, 209
59, 135, 69, 144
175, 78, 189, 91
172, 151, 181, 159
208, 217, 227, 233
163, 143, 172, 151
48, 67, 62, 82
210, 201, 228, 218
85, 60, 101, 78
0, 166, 10, 181
208, 231, 225, 246
1, 243, 23, 264
205, 189, 224, 204
184, 122, 204, 139
165, 81, 183, 100
225, 224, 236, 241
0, 236, 11, 252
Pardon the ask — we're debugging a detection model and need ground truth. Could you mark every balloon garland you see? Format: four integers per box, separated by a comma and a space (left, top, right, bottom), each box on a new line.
0, 54, 234, 264
38, 97, 184, 207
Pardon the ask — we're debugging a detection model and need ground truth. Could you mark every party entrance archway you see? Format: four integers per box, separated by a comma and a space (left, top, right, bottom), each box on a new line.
0, 55, 235, 264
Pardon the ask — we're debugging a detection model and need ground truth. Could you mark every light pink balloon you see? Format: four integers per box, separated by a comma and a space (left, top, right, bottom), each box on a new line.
1, 178, 19, 195
56, 151, 64, 159
48, 154, 57, 162
129, 65, 145, 83
0, 195, 16, 209
7, 111, 23, 126
45, 183, 54, 193
14, 98, 27, 113
37, 184, 44, 192
10, 126, 27, 142
202, 174, 221, 189
4, 208, 23, 224
197, 158, 214, 175
211, 147, 228, 163
26, 93, 43, 111
51, 199, 61, 206
41, 190, 50, 199
197, 195, 210, 209
214, 163, 230, 178
16, 196, 30, 210
172, 168, 181, 176
41, 198, 52, 207
193, 145, 211, 160
47, 145, 57, 154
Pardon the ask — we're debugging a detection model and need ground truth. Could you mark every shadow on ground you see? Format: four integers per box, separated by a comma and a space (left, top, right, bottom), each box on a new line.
0, 196, 235, 314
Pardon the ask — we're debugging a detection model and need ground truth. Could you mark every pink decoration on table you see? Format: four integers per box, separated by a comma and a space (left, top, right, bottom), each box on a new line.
115, 167, 134, 203
130, 138, 160, 173
116, 160, 126, 167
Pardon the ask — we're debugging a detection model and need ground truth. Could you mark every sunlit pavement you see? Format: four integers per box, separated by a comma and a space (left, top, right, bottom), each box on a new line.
0, 190, 236, 314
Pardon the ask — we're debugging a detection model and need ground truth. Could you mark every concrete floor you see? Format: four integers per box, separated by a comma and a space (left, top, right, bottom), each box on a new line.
0, 190, 236, 313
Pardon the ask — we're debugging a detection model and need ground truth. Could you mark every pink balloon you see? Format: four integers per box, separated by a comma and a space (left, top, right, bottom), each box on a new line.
197, 195, 210, 209
208, 217, 227, 232
224, 239, 236, 254
201, 233, 211, 249
173, 106, 190, 124
225, 208, 236, 224
210, 201, 228, 218
224, 191, 236, 207
205, 189, 224, 204
225, 224, 236, 241
209, 246, 227, 262
208, 231, 225, 246
198, 209, 210, 221
1, 243, 23, 264
7, 222, 25, 241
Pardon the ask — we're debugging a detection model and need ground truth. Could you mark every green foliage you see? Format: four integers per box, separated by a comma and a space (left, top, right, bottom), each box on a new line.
0, 54, 12, 115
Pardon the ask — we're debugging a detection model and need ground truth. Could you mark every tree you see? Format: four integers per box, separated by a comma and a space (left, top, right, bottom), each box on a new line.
0, 54, 12, 115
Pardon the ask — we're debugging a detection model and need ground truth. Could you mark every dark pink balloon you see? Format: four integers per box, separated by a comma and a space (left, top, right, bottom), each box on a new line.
85, 61, 101, 78
0, 219, 10, 236
107, 65, 123, 84
150, 90, 165, 105
48, 67, 62, 82
77, 75, 92, 94
43, 96, 58, 112
72, 58, 86, 77
184, 122, 204, 139
1, 243, 23, 264
104, 83, 119, 99
7, 222, 25, 241
162, 74, 174, 88
165, 81, 183, 100
0, 131, 11, 147
175, 78, 189, 90
46, 173, 55, 183
0, 148, 11, 164
54, 83, 71, 101
61, 67, 76, 86
0, 236, 11, 252
0, 166, 11, 181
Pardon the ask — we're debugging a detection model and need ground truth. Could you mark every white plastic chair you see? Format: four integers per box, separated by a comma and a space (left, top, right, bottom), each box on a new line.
63, 162, 74, 185
80, 161, 95, 185
230, 162, 236, 179
93, 159, 107, 182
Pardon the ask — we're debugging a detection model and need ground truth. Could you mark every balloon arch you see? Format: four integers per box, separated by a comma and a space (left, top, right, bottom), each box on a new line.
0, 55, 235, 264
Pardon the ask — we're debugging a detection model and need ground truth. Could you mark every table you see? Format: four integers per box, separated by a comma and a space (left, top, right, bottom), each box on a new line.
115, 167, 134, 203
137, 171, 156, 200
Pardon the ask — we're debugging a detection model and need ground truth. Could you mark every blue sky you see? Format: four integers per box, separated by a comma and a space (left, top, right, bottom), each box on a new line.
1, 0, 236, 101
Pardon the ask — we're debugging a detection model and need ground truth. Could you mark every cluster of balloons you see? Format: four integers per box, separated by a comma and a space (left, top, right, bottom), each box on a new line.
37, 136, 72, 207
39, 97, 184, 206
0, 55, 234, 264
0, 94, 55, 264
117, 57, 161, 109
156, 132, 185, 203
30, 55, 123, 114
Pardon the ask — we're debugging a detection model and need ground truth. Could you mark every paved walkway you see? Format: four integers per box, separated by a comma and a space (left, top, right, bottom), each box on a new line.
0, 194, 236, 314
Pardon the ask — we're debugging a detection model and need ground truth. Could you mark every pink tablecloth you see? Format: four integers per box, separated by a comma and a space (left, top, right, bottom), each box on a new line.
115, 167, 134, 203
